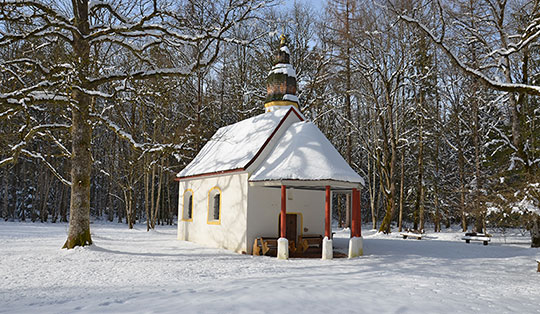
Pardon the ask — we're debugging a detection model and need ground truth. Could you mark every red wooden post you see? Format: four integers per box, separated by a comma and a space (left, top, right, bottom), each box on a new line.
352, 188, 358, 237
281, 185, 286, 238
325, 185, 331, 238
358, 189, 362, 237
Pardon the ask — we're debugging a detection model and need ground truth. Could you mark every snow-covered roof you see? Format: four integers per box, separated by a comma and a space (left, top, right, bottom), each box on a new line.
177, 108, 364, 187
177, 108, 300, 178
249, 121, 364, 185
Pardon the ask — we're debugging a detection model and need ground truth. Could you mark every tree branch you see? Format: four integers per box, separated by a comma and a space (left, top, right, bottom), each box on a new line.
397, 14, 540, 96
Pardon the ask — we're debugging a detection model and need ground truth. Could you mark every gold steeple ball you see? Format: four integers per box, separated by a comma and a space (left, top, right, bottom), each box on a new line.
280, 34, 286, 46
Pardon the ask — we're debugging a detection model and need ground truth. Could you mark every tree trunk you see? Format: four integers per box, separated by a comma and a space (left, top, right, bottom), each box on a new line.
63, 86, 93, 248
433, 92, 441, 232
457, 109, 467, 231
414, 101, 425, 231
118, 199, 123, 223
531, 217, 540, 248
59, 184, 68, 223
166, 179, 172, 225
344, 0, 352, 168
31, 174, 39, 222
150, 161, 156, 228
51, 183, 58, 223
40, 172, 52, 223
433, 184, 440, 232
124, 188, 134, 229
152, 159, 163, 228
3, 169, 8, 221
472, 88, 484, 234
63, 0, 92, 249
63, 89, 93, 247
378, 84, 398, 234
368, 152, 377, 229
106, 186, 113, 222
398, 148, 405, 232
145, 159, 150, 231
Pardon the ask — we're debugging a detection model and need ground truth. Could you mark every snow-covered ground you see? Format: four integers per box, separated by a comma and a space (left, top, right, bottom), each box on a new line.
1, 222, 539, 314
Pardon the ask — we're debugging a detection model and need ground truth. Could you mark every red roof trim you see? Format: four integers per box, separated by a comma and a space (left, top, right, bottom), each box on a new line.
248, 178, 364, 185
243, 107, 304, 170
175, 107, 304, 182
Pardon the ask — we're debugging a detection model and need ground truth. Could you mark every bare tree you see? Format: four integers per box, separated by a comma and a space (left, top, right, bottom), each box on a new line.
0, 0, 272, 248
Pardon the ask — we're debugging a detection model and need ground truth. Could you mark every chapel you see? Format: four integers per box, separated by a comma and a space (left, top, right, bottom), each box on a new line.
176, 35, 364, 259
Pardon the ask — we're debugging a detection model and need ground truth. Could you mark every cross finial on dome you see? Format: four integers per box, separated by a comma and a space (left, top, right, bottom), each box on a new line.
280, 34, 287, 46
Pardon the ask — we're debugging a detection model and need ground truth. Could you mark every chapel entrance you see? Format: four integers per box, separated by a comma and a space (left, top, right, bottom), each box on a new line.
278, 213, 297, 243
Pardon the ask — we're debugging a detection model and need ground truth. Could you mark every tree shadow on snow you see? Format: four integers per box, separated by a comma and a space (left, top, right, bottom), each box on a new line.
87, 244, 248, 261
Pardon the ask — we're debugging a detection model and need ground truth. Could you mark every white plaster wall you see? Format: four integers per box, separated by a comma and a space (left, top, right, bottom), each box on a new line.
177, 172, 249, 253
246, 186, 325, 254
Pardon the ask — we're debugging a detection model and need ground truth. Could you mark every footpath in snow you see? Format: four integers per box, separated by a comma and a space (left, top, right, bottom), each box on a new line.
0, 221, 538, 314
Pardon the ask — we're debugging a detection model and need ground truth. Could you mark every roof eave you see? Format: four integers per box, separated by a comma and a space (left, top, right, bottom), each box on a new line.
175, 168, 245, 181
248, 179, 364, 190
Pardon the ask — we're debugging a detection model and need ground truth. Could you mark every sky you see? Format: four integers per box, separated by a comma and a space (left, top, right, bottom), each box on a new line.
283, 0, 325, 11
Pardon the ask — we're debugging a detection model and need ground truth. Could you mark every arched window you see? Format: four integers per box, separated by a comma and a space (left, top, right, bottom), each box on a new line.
182, 189, 193, 221
207, 187, 221, 224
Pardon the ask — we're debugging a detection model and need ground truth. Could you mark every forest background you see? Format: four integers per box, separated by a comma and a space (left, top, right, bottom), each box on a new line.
1, 0, 539, 246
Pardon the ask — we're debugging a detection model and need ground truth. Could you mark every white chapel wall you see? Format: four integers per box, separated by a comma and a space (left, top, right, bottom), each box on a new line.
177, 172, 249, 253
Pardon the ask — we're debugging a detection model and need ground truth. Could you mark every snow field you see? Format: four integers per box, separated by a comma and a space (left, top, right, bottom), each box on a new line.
0, 222, 538, 314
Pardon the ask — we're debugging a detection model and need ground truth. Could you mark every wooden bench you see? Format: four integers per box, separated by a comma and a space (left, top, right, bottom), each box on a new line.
252, 237, 278, 256
536, 260, 540, 273
298, 234, 323, 253
462, 232, 491, 245
252, 237, 296, 256
400, 229, 424, 240
401, 232, 423, 240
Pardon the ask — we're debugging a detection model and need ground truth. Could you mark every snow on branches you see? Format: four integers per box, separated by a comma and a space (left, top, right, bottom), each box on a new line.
0, 0, 271, 172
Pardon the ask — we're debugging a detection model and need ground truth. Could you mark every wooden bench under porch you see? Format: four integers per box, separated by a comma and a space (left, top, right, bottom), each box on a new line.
297, 234, 323, 252
252, 234, 346, 258
252, 237, 297, 256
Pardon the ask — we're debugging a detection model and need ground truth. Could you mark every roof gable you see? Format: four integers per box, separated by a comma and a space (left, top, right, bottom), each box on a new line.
177, 108, 303, 179
249, 121, 365, 185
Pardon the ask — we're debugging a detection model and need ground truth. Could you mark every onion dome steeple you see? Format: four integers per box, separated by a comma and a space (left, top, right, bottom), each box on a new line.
264, 34, 299, 112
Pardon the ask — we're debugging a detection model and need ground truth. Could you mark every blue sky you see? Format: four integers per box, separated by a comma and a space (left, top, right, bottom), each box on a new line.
282, 0, 325, 11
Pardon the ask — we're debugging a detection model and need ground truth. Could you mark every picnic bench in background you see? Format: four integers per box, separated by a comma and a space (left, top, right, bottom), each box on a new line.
400, 229, 424, 240
537, 260, 540, 273
462, 232, 491, 246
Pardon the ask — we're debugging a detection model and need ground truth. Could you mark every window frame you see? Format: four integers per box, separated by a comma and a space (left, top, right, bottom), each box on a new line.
181, 189, 194, 222
207, 186, 222, 225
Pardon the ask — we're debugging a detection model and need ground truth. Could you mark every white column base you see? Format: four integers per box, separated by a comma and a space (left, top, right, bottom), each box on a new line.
277, 238, 289, 260
321, 236, 333, 260
348, 236, 364, 258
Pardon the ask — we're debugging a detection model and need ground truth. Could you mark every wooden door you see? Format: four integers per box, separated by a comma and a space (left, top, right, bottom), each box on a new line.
278, 214, 297, 243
